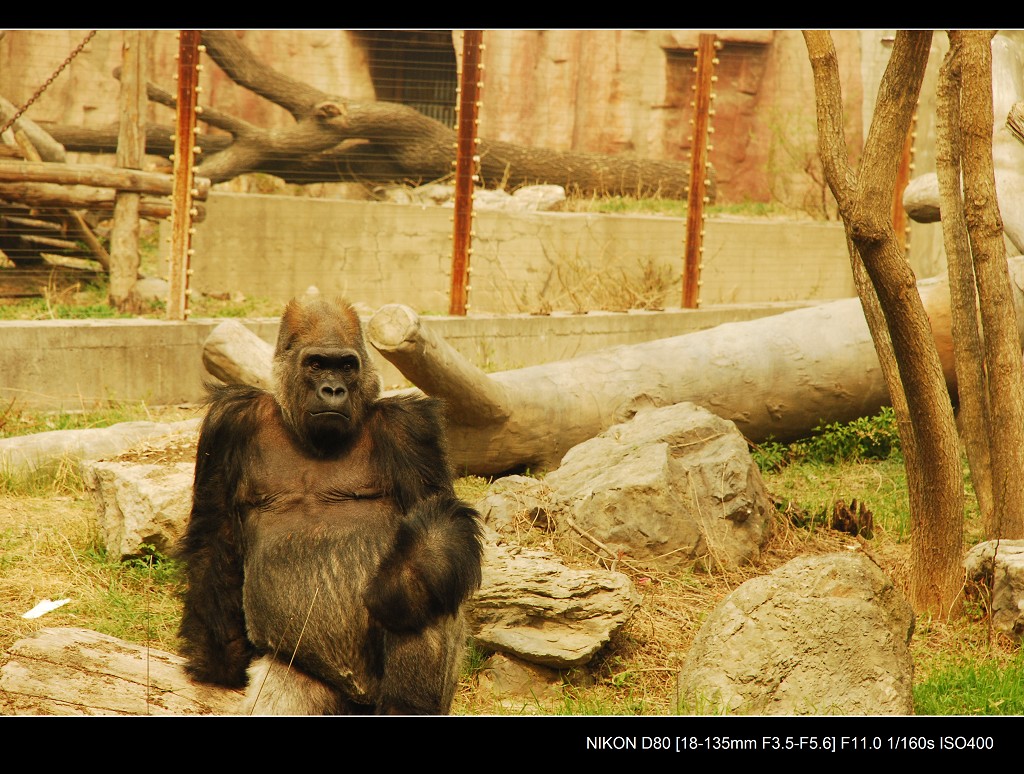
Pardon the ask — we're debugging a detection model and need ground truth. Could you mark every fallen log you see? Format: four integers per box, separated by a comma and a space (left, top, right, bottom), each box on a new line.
203, 261, 1024, 476
201, 318, 274, 391
0, 418, 200, 479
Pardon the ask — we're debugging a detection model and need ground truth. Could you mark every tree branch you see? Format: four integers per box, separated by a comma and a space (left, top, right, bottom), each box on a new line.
200, 30, 329, 119
42, 33, 704, 198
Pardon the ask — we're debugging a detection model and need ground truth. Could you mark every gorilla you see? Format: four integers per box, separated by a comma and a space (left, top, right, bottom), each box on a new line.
177, 296, 483, 714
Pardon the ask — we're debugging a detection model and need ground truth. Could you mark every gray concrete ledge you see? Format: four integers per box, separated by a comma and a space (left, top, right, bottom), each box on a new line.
0, 302, 815, 411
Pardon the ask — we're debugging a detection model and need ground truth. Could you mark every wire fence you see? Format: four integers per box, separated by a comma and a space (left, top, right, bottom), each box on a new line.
0, 30, 933, 316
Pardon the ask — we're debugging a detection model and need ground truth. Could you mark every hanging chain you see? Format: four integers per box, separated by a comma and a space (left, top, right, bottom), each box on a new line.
0, 30, 98, 137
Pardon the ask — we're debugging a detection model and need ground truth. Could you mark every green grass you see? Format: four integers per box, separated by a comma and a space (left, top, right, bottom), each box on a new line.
75, 544, 186, 648
766, 456, 911, 541
0, 273, 281, 322
752, 406, 902, 471
0, 282, 130, 320
753, 407, 911, 540
563, 194, 796, 219
0, 400, 179, 440
914, 651, 1024, 715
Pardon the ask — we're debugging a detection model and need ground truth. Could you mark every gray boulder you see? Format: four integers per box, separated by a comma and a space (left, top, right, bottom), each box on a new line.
545, 402, 771, 570
84, 459, 194, 558
964, 539, 1024, 640
678, 552, 916, 715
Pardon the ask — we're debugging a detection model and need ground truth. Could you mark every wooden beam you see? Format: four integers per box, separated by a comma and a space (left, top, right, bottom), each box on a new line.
0, 160, 210, 200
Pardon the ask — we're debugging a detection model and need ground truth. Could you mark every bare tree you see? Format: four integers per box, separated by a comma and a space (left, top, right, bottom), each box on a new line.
804, 30, 964, 618
938, 31, 1024, 540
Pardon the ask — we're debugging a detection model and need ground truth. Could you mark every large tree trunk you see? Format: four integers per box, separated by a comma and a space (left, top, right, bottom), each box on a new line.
204, 267, 1024, 478
954, 31, 1024, 539
805, 30, 964, 618
937, 36, 996, 532
38, 30, 707, 199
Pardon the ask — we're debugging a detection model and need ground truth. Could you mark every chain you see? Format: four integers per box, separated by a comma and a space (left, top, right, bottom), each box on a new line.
0, 30, 98, 137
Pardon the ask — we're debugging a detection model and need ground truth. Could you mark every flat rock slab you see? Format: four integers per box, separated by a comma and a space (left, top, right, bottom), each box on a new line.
466, 541, 641, 668
0, 627, 241, 716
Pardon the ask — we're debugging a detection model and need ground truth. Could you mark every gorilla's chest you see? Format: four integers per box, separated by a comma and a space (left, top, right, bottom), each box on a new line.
244, 422, 394, 532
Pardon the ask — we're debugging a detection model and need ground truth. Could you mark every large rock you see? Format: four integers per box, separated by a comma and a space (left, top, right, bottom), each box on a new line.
83, 459, 194, 559
544, 402, 771, 570
678, 552, 916, 715
964, 539, 1024, 640
466, 540, 641, 668
475, 474, 559, 533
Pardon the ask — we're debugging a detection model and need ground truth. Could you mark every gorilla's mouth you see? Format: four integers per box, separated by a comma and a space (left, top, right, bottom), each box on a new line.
309, 410, 350, 421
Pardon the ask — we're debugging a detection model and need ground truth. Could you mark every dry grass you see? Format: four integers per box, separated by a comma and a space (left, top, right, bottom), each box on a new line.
450, 489, 869, 715
0, 486, 187, 657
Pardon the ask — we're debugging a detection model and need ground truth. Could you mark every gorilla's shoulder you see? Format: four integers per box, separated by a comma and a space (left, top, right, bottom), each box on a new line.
372, 393, 445, 428
201, 384, 277, 433
368, 393, 449, 458
204, 382, 272, 407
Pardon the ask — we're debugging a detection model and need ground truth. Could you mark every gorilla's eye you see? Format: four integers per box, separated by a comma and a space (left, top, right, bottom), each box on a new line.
339, 355, 360, 375
306, 354, 333, 371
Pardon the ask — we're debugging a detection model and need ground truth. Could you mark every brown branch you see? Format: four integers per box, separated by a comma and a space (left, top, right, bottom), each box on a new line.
854, 31, 933, 244
201, 30, 330, 119
139, 74, 257, 137
802, 31, 856, 212
47, 33, 702, 197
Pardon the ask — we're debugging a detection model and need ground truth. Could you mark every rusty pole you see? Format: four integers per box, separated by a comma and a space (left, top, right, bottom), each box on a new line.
449, 30, 484, 317
682, 34, 718, 309
167, 30, 202, 321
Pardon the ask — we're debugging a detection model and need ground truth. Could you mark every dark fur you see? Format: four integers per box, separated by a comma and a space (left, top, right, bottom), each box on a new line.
178, 297, 483, 714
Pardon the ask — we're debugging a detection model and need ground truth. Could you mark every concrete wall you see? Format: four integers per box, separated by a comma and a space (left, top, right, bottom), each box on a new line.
177, 193, 860, 312
0, 303, 810, 410
4, 194, 954, 412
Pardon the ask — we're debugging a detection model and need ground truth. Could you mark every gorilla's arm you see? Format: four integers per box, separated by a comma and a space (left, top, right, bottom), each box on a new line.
178, 385, 266, 687
364, 394, 483, 631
